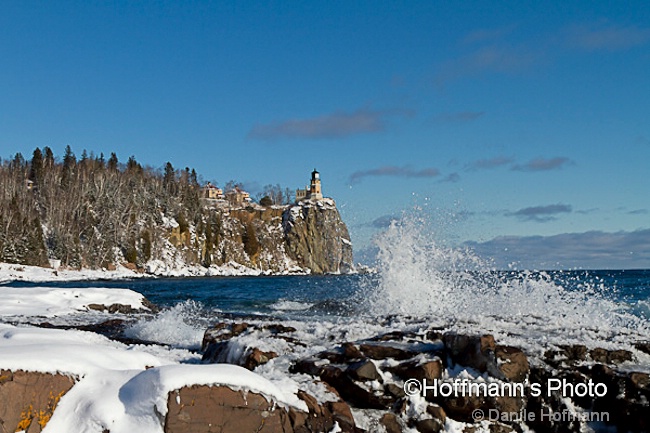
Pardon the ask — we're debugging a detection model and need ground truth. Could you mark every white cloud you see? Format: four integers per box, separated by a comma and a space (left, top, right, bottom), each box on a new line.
465, 229, 650, 269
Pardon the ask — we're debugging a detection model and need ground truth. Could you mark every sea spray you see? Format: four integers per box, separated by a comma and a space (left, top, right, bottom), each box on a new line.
125, 300, 210, 349
364, 216, 648, 336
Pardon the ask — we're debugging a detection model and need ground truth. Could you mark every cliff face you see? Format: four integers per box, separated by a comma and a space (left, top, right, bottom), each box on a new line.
0, 150, 352, 275
283, 199, 353, 274
155, 198, 353, 275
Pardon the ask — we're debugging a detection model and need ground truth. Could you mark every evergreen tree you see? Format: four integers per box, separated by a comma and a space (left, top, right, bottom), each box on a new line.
126, 155, 141, 173
29, 148, 44, 186
11, 153, 26, 171
43, 146, 55, 167
61, 145, 76, 188
107, 152, 118, 171
62, 145, 76, 168
163, 162, 176, 193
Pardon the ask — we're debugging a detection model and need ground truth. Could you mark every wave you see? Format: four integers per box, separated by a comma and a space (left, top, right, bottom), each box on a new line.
363, 215, 649, 336
270, 300, 313, 311
124, 300, 210, 349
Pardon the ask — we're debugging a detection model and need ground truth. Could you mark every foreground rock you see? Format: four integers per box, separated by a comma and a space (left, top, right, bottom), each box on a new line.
165, 385, 294, 433
0, 369, 76, 433
0, 369, 349, 433
201, 322, 648, 433
3, 321, 647, 433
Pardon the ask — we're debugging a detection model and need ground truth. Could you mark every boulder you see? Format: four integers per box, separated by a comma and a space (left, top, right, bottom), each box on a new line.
165, 385, 293, 433
201, 340, 231, 363
426, 404, 446, 423
384, 383, 406, 399
293, 390, 336, 433
319, 366, 393, 409
590, 348, 633, 364
389, 359, 443, 383
165, 385, 345, 433
263, 324, 297, 334
380, 412, 403, 433
495, 346, 529, 382
438, 394, 488, 423
415, 418, 443, 433
559, 344, 588, 362
243, 348, 278, 370
443, 333, 497, 374
342, 342, 364, 360
325, 400, 356, 432
634, 341, 650, 355
346, 359, 382, 382
629, 372, 649, 390
290, 357, 327, 377
359, 343, 415, 360
0, 369, 75, 433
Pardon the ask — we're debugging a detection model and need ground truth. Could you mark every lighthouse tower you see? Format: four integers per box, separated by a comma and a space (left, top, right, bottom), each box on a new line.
309, 169, 323, 200
295, 169, 324, 202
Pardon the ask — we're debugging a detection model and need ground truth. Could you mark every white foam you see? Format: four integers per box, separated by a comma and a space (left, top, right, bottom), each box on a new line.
365, 216, 649, 344
270, 299, 314, 311
124, 300, 208, 349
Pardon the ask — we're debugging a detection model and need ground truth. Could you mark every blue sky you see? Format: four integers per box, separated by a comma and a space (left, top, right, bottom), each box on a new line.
2, 1, 649, 269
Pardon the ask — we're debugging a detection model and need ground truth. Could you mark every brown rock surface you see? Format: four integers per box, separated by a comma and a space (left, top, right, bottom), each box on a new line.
164, 385, 293, 433
389, 359, 443, 383
495, 346, 529, 382
283, 202, 353, 274
380, 412, 403, 433
0, 369, 75, 433
164, 385, 348, 433
359, 343, 415, 360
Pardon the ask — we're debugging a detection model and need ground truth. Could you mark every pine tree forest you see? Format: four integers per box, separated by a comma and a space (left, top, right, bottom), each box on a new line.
0, 146, 206, 269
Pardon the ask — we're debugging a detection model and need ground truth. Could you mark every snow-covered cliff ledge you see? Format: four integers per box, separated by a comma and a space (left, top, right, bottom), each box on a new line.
0, 199, 354, 282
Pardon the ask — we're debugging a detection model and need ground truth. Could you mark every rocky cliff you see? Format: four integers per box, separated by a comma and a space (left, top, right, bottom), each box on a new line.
0, 149, 353, 275
283, 199, 353, 274
148, 198, 354, 276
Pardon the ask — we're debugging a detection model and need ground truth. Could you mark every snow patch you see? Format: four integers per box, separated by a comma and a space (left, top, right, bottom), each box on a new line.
0, 286, 151, 318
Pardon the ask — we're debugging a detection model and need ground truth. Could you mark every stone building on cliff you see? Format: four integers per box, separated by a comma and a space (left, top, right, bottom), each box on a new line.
295, 169, 324, 202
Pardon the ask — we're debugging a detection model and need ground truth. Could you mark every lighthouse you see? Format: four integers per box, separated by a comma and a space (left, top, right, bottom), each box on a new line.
295, 169, 324, 202
309, 169, 323, 200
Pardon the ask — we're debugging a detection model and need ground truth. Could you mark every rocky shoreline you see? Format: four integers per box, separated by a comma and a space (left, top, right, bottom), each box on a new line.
198, 320, 649, 433
3, 313, 648, 433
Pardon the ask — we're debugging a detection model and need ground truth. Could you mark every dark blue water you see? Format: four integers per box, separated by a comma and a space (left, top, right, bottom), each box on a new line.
5, 270, 650, 320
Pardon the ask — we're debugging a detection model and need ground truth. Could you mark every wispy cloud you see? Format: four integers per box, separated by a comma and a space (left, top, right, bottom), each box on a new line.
432, 111, 485, 123
566, 23, 650, 51
467, 156, 515, 171
438, 21, 649, 86
440, 172, 461, 183
628, 209, 649, 215
248, 108, 410, 140
436, 43, 540, 85
349, 165, 440, 184
511, 157, 573, 172
507, 204, 572, 222
465, 229, 650, 269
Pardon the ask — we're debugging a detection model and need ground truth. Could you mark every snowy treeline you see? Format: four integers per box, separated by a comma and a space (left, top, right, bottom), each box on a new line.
0, 146, 205, 269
